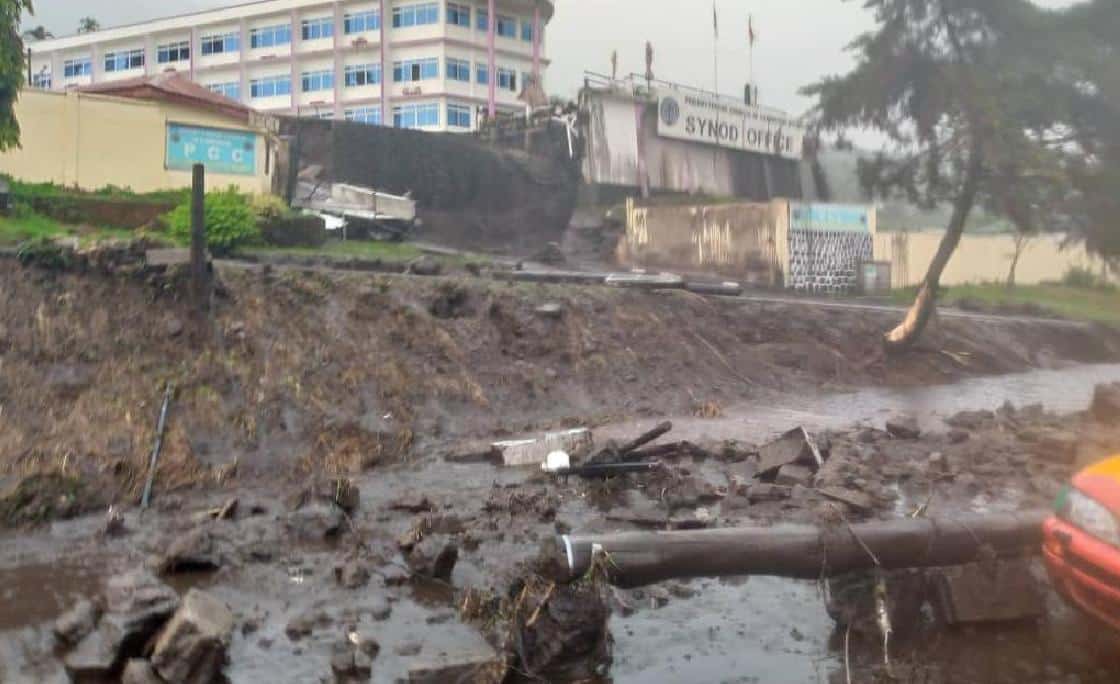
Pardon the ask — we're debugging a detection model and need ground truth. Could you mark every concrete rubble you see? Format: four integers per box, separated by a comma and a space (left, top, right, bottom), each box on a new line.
150, 589, 235, 684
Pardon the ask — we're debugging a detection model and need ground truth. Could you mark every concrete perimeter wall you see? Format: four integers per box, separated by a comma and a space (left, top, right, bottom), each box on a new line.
0, 90, 272, 195
875, 232, 1117, 288
620, 197, 789, 285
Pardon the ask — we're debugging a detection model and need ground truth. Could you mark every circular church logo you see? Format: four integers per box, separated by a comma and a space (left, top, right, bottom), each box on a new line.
660, 97, 681, 127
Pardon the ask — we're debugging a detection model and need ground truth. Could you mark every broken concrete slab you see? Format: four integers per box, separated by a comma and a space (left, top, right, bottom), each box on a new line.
158, 525, 221, 574
64, 620, 124, 681
684, 281, 743, 297
54, 598, 101, 646
151, 589, 234, 684
145, 248, 192, 267
502, 270, 608, 286
407, 632, 506, 684
817, 487, 875, 512
747, 483, 793, 504
931, 560, 1043, 625
775, 464, 815, 488
604, 272, 686, 290
493, 428, 593, 467
121, 659, 163, 684
886, 416, 921, 440
756, 427, 824, 478
405, 536, 459, 582
534, 303, 565, 319
103, 569, 180, 644
284, 502, 344, 540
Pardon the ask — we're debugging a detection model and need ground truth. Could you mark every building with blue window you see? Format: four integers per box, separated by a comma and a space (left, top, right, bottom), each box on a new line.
26, 0, 556, 133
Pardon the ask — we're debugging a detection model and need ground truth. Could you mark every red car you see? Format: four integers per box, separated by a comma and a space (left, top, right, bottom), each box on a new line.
1043, 456, 1120, 631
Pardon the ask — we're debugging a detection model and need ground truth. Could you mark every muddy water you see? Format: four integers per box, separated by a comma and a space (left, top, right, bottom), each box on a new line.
3, 364, 1120, 683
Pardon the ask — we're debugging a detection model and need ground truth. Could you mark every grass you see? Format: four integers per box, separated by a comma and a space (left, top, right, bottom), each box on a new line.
889, 282, 1120, 324
0, 212, 142, 247
242, 239, 482, 266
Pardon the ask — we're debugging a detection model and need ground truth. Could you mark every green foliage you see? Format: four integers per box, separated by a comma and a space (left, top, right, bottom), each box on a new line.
16, 236, 72, 269
249, 193, 293, 222
1061, 266, 1114, 292
77, 16, 99, 34
2, 175, 190, 205
1, 1, 34, 152
166, 188, 260, 255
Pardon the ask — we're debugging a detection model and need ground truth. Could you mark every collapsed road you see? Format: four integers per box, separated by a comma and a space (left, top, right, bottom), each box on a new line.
2, 249, 1120, 683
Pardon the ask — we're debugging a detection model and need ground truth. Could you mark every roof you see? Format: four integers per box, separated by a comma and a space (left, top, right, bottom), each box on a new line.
77, 72, 252, 124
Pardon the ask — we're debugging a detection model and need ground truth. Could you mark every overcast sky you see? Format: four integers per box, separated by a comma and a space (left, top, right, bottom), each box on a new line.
23, 0, 1077, 118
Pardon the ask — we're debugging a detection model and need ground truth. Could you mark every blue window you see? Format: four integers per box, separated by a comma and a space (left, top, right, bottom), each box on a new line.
105, 49, 144, 72
477, 9, 488, 30
497, 15, 516, 38
447, 103, 471, 128
302, 70, 334, 92
392, 3, 438, 28
157, 41, 190, 64
476, 63, 489, 85
201, 32, 239, 55
447, 2, 471, 27
301, 17, 333, 41
446, 58, 470, 82
346, 107, 382, 125
344, 10, 380, 33
521, 20, 534, 42
393, 58, 438, 82
63, 58, 92, 78
393, 102, 439, 129
250, 25, 292, 49
250, 75, 292, 98
497, 67, 517, 91
207, 82, 241, 100
344, 63, 381, 86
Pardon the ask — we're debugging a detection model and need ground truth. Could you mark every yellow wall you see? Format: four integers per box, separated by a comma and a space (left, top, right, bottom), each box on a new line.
874, 231, 1116, 288
0, 90, 272, 195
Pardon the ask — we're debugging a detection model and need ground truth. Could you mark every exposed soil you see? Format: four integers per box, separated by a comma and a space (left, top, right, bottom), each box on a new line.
3, 251, 1120, 683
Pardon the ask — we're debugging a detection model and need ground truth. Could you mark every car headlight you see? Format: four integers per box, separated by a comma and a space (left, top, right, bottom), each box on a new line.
1060, 488, 1120, 548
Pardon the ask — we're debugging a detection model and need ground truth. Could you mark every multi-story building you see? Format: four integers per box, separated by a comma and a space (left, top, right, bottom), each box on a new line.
26, 0, 555, 133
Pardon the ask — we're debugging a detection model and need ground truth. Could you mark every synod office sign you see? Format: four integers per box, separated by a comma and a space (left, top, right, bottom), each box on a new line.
657, 93, 805, 161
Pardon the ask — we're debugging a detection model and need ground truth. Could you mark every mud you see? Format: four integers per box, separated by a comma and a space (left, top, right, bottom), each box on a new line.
4, 256, 1120, 682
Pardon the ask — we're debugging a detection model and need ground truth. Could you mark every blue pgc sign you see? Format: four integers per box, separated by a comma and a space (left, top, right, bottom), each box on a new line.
166, 123, 257, 176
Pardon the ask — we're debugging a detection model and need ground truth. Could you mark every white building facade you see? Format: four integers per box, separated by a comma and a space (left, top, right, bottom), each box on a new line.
26, 0, 555, 133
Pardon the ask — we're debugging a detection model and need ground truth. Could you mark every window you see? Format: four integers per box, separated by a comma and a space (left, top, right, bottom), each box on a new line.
521, 20, 534, 42
344, 10, 380, 33
497, 67, 517, 91
346, 107, 382, 125
447, 103, 471, 128
446, 58, 470, 82
201, 32, 239, 55
250, 25, 292, 49
302, 70, 333, 92
476, 63, 489, 84
207, 82, 241, 100
393, 102, 439, 129
477, 9, 488, 31
31, 71, 51, 89
344, 63, 381, 87
392, 57, 438, 82
301, 17, 333, 41
447, 2, 471, 27
497, 15, 516, 38
311, 110, 335, 120
63, 58, 92, 78
105, 48, 145, 72
392, 3, 438, 28
250, 75, 292, 98
157, 41, 190, 64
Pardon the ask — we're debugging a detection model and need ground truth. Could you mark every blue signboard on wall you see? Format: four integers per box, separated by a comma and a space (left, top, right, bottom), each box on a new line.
789, 202, 871, 233
166, 123, 257, 176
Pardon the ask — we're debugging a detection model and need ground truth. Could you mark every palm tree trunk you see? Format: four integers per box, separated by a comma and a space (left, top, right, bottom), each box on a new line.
884, 143, 984, 353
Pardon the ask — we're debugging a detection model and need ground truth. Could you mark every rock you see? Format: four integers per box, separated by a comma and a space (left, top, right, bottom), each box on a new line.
329, 479, 361, 514
395, 641, 423, 656
947, 429, 971, 445
54, 599, 101, 646
756, 427, 824, 478
350, 631, 381, 658
406, 537, 459, 582
334, 560, 371, 589
330, 642, 357, 678
216, 498, 239, 520
286, 610, 328, 641
532, 242, 566, 265
64, 621, 124, 680
367, 595, 393, 622
886, 416, 921, 440
534, 303, 564, 320
775, 464, 814, 487
817, 487, 874, 511
151, 589, 234, 684
45, 363, 93, 398
158, 525, 221, 573
103, 569, 180, 648
353, 649, 375, 677
928, 452, 949, 474
102, 506, 127, 537
931, 560, 1043, 625
407, 637, 505, 684
748, 483, 792, 504
1030, 429, 1080, 465
166, 318, 184, 338
945, 410, 995, 431
408, 255, 443, 276
121, 659, 164, 684
285, 503, 344, 540
667, 582, 697, 600
1091, 383, 1120, 423
389, 493, 435, 514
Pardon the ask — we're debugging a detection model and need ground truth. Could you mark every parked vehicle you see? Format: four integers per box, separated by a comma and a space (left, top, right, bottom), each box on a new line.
1042, 455, 1120, 631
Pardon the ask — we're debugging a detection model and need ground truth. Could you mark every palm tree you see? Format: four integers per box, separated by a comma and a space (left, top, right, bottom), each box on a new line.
22, 26, 54, 41
77, 17, 100, 34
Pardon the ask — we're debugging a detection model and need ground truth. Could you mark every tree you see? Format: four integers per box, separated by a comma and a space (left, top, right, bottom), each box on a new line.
1, 1, 34, 152
21, 24, 50, 40
802, 0, 1086, 351
77, 16, 99, 34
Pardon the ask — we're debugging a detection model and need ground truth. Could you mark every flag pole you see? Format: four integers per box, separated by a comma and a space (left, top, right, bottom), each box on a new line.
713, 1, 720, 97
748, 14, 755, 105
